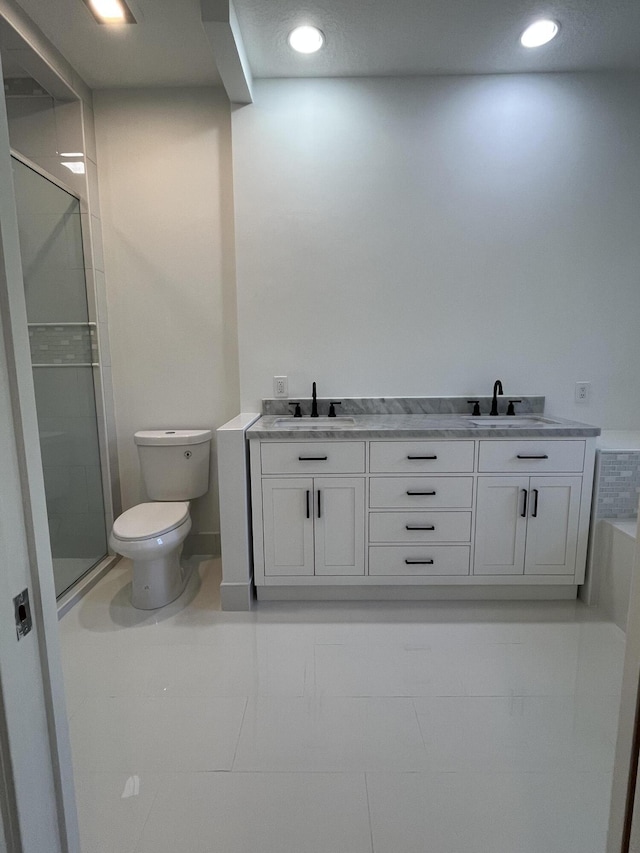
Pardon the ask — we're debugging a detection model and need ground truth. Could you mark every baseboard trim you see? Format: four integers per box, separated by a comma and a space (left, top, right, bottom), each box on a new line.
184, 532, 220, 558
220, 580, 255, 611
256, 584, 578, 602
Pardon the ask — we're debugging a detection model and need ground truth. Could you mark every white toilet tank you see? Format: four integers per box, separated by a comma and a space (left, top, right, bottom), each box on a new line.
134, 429, 212, 501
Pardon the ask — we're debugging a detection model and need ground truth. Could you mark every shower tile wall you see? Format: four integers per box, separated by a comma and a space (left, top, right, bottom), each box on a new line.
595, 451, 640, 519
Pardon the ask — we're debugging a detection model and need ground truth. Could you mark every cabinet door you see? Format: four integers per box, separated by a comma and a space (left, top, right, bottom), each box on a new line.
262, 478, 314, 576
474, 477, 528, 575
314, 477, 365, 576
524, 476, 581, 575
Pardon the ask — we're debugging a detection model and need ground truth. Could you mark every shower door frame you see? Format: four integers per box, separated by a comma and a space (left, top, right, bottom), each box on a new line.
10, 149, 117, 599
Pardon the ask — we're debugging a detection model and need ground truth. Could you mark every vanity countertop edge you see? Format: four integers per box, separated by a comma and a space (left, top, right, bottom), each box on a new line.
247, 414, 600, 440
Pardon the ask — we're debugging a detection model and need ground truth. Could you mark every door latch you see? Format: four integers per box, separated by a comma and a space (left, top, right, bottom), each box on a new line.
14, 588, 32, 640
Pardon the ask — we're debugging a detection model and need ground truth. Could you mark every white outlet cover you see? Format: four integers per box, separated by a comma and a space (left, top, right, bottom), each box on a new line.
575, 381, 590, 403
273, 376, 288, 397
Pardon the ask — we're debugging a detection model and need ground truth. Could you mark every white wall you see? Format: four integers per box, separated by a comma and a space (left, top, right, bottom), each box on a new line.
94, 88, 239, 542
233, 74, 640, 428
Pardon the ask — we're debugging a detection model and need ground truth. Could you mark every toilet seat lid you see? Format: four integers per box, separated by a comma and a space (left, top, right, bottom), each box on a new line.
112, 502, 189, 540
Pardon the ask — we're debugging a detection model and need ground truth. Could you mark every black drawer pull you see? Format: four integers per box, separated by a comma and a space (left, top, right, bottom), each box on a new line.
405, 525, 435, 531
298, 455, 328, 461
521, 488, 528, 518
317, 489, 321, 519
531, 488, 539, 518
306, 490, 310, 519
407, 455, 438, 460
516, 454, 549, 460
406, 490, 436, 496
405, 559, 434, 565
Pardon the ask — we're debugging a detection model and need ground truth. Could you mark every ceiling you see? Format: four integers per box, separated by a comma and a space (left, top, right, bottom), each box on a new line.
10, 0, 640, 90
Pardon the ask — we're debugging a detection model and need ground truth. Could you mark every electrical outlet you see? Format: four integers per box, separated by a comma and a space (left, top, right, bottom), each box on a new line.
575, 381, 590, 404
273, 376, 288, 398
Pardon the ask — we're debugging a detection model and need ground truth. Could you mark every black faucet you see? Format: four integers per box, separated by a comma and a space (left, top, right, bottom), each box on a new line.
490, 379, 503, 416
311, 381, 318, 417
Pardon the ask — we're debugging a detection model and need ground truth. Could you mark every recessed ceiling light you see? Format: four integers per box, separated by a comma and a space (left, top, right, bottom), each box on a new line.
82, 0, 136, 24
60, 152, 84, 157
288, 25, 324, 54
520, 19, 559, 48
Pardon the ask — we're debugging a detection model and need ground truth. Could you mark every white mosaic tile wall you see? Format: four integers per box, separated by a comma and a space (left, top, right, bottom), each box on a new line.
595, 451, 640, 519
29, 323, 97, 365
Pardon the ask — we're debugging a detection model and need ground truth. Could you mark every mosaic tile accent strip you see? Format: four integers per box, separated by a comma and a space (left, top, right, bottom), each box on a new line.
596, 450, 640, 519
29, 323, 98, 366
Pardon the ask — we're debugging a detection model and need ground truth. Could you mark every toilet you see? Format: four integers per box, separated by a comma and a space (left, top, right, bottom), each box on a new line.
109, 429, 212, 609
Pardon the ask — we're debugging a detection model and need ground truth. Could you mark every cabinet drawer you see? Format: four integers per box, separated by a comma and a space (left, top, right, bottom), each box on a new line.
478, 440, 585, 473
369, 546, 470, 576
370, 477, 473, 508
370, 441, 475, 473
369, 511, 471, 543
261, 441, 365, 475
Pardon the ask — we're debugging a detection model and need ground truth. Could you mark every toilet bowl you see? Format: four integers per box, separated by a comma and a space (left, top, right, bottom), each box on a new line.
109, 428, 212, 610
109, 501, 193, 609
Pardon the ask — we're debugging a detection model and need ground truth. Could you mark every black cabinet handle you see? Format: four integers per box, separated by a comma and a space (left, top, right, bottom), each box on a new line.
531, 489, 539, 518
406, 490, 437, 496
407, 455, 438, 460
306, 490, 310, 519
298, 455, 328, 461
521, 489, 528, 518
516, 454, 549, 460
317, 490, 321, 519
405, 559, 434, 565
405, 525, 436, 531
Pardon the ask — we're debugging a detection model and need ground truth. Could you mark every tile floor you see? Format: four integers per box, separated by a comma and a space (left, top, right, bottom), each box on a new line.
59, 558, 625, 853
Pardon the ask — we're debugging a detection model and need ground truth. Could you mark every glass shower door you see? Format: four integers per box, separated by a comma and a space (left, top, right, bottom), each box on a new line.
12, 156, 108, 596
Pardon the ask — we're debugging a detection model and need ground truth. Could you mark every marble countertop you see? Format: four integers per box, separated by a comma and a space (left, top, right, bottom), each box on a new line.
247, 414, 600, 440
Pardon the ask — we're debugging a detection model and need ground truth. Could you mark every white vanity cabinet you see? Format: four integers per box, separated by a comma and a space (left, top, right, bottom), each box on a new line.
368, 440, 474, 578
255, 442, 366, 579
474, 475, 582, 576
262, 477, 365, 576
474, 440, 587, 578
249, 432, 596, 599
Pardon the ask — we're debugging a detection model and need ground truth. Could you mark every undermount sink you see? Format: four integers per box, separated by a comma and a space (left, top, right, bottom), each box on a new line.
470, 416, 558, 427
273, 417, 356, 429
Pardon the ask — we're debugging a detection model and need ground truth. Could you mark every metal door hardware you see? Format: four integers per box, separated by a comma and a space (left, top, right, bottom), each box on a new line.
13, 588, 32, 640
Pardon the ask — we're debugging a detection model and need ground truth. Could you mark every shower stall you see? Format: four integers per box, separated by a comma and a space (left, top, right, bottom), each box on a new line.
12, 155, 109, 596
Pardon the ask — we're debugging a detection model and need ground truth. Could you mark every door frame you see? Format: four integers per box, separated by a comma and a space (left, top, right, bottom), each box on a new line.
0, 48, 80, 853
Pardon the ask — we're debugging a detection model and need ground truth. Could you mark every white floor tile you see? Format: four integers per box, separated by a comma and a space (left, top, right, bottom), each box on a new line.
73, 772, 161, 853
233, 696, 428, 771
58, 558, 227, 648
366, 770, 612, 853
69, 696, 247, 772
62, 642, 151, 706
140, 625, 309, 697
413, 694, 620, 772
60, 564, 625, 853
309, 640, 471, 697
135, 772, 372, 853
